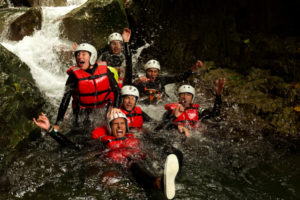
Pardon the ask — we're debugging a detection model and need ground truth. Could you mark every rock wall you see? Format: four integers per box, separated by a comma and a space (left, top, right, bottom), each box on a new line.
126, 0, 300, 82
10, 0, 67, 7
0, 44, 45, 152
60, 0, 129, 50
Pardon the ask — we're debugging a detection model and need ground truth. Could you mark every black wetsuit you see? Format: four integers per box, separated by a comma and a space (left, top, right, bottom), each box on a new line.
47, 128, 80, 150
98, 42, 133, 85
55, 64, 121, 126
155, 95, 222, 131
134, 70, 194, 104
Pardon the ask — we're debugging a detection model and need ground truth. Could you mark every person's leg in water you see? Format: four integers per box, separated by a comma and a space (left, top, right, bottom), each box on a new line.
128, 154, 180, 199
163, 145, 184, 172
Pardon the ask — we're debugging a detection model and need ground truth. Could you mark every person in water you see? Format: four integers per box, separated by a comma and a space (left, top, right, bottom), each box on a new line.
55, 43, 121, 131
155, 78, 226, 137
119, 85, 155, 131
133, 59, 203, 104
72, 28, 133, 87
33, 111, 181, 200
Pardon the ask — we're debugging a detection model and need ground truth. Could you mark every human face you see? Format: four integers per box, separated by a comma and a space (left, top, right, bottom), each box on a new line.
179, 93, 193, 108
110, 40, 123, 54
111, 118, 126, 138
146, 68, 159, 82
76, 51, 90, 70
123, 95, 136, 111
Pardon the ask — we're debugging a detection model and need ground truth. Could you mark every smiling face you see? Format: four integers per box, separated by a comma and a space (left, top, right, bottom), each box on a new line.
146, 68, 159, 82
111, 118, 127, 138
76, 51, 90, 70
179, 92, 193, 108
109, 40, 123, 54
122, 95, 136, 111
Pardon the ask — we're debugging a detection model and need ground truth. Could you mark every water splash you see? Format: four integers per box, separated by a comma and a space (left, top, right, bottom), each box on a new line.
1, 1, 87, 104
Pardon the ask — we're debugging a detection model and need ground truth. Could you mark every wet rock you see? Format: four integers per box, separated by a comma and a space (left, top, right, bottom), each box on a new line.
126, 0, 300, 82
10, 0, 31, 7
28, 0, 67, 7
0, 44, 45, 152
0, 0, 8, 8
198, 67, 300, 136
52, 44, 75, 72
7, 7, 42, 41
0, 8, 27, 38
60, 0, 129, 50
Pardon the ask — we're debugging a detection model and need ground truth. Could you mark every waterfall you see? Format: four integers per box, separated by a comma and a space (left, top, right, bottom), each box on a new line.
0, 0, 88, 106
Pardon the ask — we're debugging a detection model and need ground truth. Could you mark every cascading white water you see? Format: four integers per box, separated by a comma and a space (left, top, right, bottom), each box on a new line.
1, 0, 88, 105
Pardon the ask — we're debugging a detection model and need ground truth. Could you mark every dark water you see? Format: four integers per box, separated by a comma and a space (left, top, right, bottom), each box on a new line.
0, 120, 299, 200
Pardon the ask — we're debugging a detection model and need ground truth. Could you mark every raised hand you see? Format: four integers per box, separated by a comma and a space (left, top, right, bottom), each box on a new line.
174, 103, 185, 117
106, 106, 122, 120
33, 112, 51, 131
215, 78, 226, 95
122, 28, 131, 42
133, 76, 149, 84
190, 60, 203, 72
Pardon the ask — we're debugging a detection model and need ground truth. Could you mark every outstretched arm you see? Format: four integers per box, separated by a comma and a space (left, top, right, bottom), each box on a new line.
122, 28, 133, 85
33, 112, 51, 131
161, 60, 203, 85
199, 78, 226, 120
154, 110, 176, 131
33, 113, 79, 150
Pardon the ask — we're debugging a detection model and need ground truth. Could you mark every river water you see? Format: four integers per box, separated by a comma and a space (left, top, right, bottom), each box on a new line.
0, 1, 299, 199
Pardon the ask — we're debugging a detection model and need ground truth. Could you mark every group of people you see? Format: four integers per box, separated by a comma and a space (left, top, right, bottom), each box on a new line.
33, 28, 226, 199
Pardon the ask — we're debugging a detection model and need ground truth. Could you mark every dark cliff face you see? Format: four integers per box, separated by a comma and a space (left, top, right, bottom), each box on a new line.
126, 0, 300, 82
0, 44, 46, 152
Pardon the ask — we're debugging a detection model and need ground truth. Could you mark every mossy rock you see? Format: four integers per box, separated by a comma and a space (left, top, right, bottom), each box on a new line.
199, 67, 300, 136
0, 44, 46, 152
60, 0, 129, 50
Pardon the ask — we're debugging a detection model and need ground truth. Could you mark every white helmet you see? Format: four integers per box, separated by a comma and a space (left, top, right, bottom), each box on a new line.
121, 85, 139, 99
107, 110, 129, 134
75, 43, 97, 65
108, 32, 123, 44
144, 59, 160, 71
178, 85, 195, 102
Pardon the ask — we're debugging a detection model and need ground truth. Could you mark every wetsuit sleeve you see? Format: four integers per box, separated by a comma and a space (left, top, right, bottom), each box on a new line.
55, 74, 76, 125
154, 110, 176, 131
48, 128, 80, 150
122, 42, 133, 85
199, 95, 222, 120
141, 111, 155, 123
160, 69, 193, 86
107, 68, 121, 107
97, 50, 102, 60
133, 82, 146, 95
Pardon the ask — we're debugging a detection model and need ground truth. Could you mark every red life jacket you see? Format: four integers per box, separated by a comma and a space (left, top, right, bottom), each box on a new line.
165, 103, 200, 128
67, 62, 114, 109
120, 106, 143, 129
91, 126, 145, 164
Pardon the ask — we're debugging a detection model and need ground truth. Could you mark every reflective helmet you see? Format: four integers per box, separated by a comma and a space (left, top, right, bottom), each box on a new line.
121, 85, 139, 99
178, 85, 195, 102
108, 32, 123, 44
75, 43, 97, 65
107, 110, 128, 134
144, 59, 160, 71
